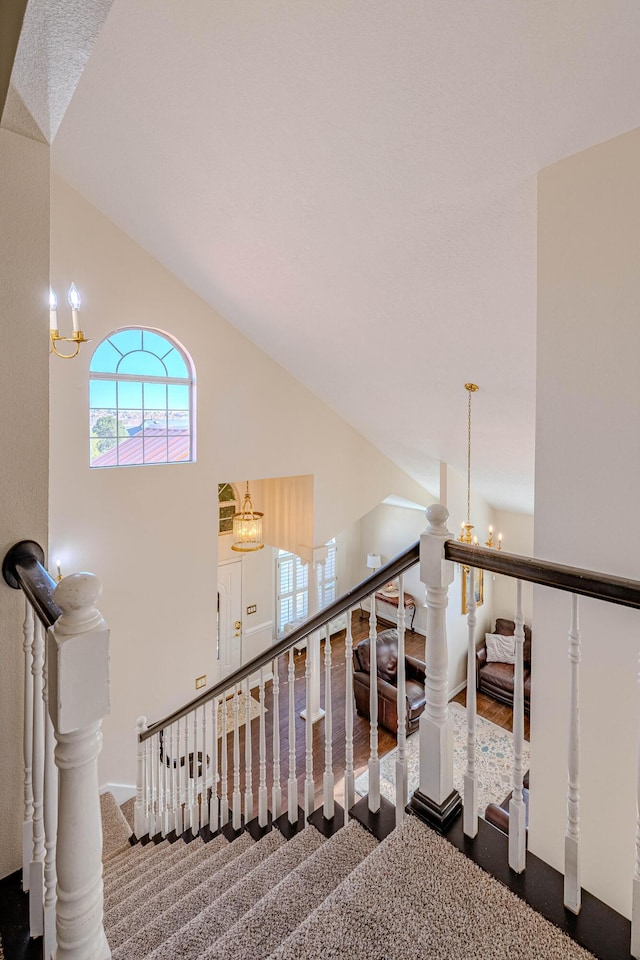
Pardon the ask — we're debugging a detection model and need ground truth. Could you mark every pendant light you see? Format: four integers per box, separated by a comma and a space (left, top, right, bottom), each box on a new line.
231, 481, 264, 552
457, 383, 502, 549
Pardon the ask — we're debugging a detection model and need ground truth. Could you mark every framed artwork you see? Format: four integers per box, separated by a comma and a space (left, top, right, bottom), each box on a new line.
461, 566, 484, 615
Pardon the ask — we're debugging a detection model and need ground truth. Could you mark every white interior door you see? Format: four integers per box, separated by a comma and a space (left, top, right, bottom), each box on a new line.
217, 559, 243, 679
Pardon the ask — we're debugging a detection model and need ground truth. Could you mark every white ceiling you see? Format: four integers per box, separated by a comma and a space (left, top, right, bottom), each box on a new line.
49, 0, 640, 514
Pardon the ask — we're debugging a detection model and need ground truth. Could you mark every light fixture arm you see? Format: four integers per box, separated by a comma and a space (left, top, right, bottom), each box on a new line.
50, 329, 91, 359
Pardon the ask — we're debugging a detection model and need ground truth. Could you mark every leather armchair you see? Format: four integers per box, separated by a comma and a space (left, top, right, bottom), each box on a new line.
476, 618, 532, 714
353, 629, 426, 736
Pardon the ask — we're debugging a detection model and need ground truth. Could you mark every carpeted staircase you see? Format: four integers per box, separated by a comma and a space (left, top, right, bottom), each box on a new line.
100, 793, 596, 960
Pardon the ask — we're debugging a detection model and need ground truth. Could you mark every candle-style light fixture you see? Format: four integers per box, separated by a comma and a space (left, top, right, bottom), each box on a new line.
49, 283, 91, 359
231, 481, 264, 552
457, 383, 502, 550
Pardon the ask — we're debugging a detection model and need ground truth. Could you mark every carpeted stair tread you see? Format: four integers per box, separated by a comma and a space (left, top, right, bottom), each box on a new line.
204, 820, 377, 960
109, 831, 273, 959
103, 835, 197, 894
103, 837, 177, 881
267, 816, 596, 960
101, 792, 133, 862
106, 832, 249, 949
145, 825, 325, 960
104, 835, 222, 922
104, 835, 207, 911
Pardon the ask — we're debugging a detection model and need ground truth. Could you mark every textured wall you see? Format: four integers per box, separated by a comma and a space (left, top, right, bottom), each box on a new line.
0, 128, 49, 880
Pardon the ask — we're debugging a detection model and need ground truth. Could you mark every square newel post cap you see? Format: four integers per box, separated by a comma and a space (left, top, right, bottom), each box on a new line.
420, 504, 455, 589
47, 573, 111, 735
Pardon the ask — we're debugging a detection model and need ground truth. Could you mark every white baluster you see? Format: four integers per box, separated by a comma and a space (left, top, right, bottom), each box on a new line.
244, 678, 254, 823
344, 612, 355, 822
368, 589, 380, 813
632, 652, 640, 960
287, 649, 298, 824
158, 729, 169, 837
565, 593, 581, 912
221, 694, 229, 826
48, 572, 110, 960
210, 698, 219, 833
410, 504, 460, 830
509, 579, 527, 873
396, 574, 408, 827
30, 618, 45, 937
323, 626, 335, 820
175, 717, 183, 835
258, 669, 268, 827
232, 687, 242, 830
191, 708, 199, 833
201, 704, 209, 828
167, 722, 176, 836
22, 600, 34, 891
150, 733, 159, 839
134, 719, 147, 838
183, 712, 190, 832
43, 637, 58, 960
304, 641, 314, 820
144, 737, 151, 835
463, 566, 478, 838
271, 660, 282, 819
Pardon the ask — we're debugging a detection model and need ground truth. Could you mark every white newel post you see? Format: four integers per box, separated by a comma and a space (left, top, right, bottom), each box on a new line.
134, 717, 148, 839
409, 503, 461, 830
47, 573, 111, 960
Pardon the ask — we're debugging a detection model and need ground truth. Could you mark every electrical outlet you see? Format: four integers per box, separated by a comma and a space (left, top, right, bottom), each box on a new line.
195, 675, 206, 689
247, 604, 257, 615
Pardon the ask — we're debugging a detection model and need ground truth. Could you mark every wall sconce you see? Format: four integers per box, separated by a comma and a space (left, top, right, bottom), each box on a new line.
49, 283, 91, 359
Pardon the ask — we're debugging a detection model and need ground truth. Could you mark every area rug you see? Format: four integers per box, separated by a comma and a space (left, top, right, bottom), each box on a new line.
216, 690, 263, 735
354, 701, 530, 816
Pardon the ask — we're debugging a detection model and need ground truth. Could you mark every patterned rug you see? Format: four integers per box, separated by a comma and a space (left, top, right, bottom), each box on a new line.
216, 690, 263, 735
354, 701, 530, 816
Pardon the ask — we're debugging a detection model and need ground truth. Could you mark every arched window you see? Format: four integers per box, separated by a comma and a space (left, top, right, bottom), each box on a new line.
218, 483, 238, 534
89, 328, 194, 468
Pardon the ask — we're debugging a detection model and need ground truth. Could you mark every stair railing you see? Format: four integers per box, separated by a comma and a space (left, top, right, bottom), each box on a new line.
415, 503, 640, 959
3, 541, 112, 960
136, 540, 420, 841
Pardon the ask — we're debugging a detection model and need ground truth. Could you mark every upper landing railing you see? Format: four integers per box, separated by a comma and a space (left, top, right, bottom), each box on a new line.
6, 503, 640, 960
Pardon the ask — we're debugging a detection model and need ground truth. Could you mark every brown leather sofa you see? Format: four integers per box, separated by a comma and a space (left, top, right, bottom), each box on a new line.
476, 618, 532, 714
353, 629, 426, 736
485, 771, 530, 835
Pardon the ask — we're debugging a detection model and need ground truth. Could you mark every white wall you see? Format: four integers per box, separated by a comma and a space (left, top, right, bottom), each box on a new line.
0, 129, 49, 879
492, 509, 534, 625
532, 127, 640, 918
49, 176, 433, 788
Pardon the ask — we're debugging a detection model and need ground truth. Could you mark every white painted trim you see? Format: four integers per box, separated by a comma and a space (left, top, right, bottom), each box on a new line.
244, 619, 273, 638
449, 679, 467, 700
100, 782, 136, 805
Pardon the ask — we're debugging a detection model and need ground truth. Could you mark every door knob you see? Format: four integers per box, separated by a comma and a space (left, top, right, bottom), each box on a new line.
235, 620, 242, 630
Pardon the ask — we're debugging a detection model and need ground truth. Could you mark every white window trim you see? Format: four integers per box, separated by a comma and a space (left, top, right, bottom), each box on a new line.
275, 540, 337, 639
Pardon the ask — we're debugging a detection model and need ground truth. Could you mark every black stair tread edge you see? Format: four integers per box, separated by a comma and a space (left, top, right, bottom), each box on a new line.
151, 831, 165, 844
441, 814, 632, 960
164, 829, 180, 843
349, 795, 396, 842
0, 870, 43, 960
245, 812, 274, 841
307, 803, 345, 838
221, 818, 245, 842
273, 807, 306, 840
138, 833, 154, 845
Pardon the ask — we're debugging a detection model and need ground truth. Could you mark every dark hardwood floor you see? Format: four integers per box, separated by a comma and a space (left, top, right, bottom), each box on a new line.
221, 610, 526, 811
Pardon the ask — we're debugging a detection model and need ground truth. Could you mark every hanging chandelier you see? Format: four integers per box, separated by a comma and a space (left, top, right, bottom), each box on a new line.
231, 481, 264, 552
457, 383, 502, 549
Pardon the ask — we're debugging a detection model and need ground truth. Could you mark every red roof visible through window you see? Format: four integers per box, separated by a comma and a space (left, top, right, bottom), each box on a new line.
91, 428, 190, 467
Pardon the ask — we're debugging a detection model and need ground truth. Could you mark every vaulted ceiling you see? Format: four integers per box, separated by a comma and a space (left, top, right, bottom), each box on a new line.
19, 1, 640, 512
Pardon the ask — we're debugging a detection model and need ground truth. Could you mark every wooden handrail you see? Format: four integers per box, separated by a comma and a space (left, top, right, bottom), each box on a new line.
140, 541, 421, 740
446, 541, 640, 609
2, 540, 61, 629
